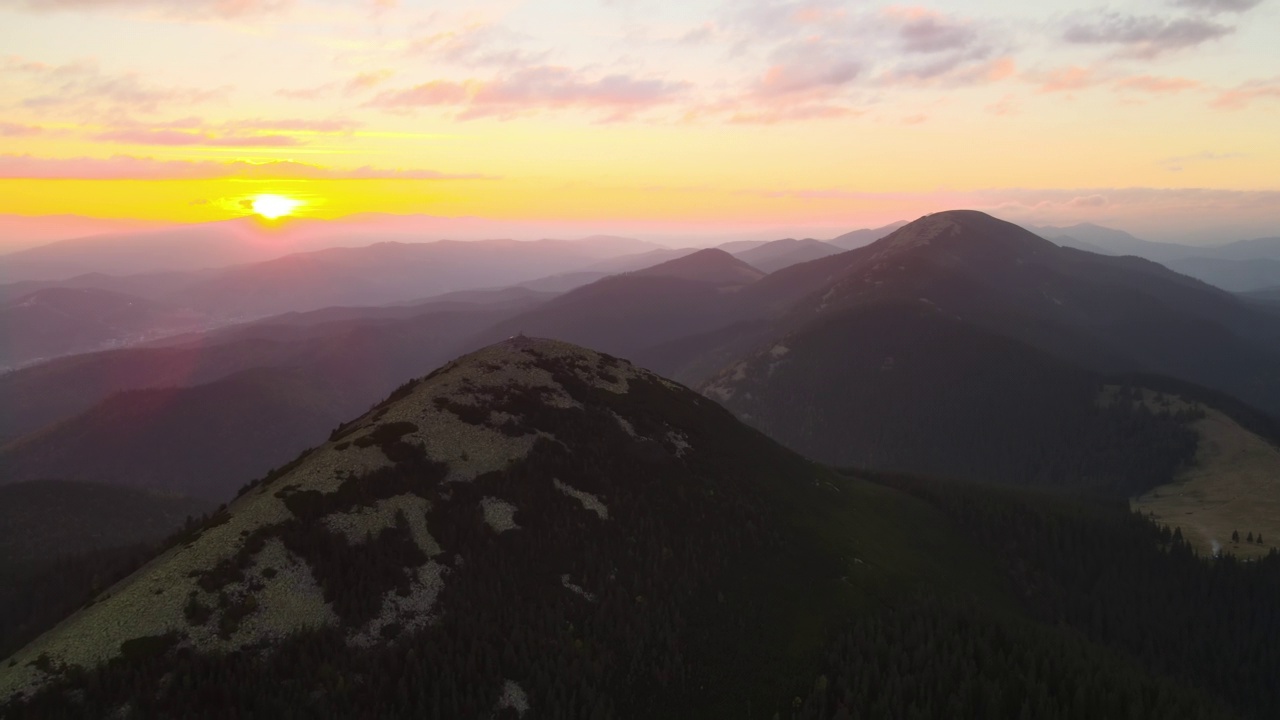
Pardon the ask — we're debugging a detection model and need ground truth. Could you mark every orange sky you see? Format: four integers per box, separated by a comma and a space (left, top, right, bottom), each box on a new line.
1, 0, 1278, 242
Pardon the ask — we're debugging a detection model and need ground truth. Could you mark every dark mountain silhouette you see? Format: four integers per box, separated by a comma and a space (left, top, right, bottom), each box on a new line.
730, 237, 840, 273
475, 250, 763, 361
702, 304, 1200, 489
728, 211, 1280, 415
0, 480, 210, 663
0, 367, 351, 501
0, 480, 209, 565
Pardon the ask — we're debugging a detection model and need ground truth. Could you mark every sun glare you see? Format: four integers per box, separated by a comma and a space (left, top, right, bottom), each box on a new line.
251, 194, 302, 220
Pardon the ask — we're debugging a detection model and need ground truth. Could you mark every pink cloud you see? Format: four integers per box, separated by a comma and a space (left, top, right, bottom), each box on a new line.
368, 66, 688, 121
3, 57, 223, 115
1037, 66, 1098, 93
726, 103, 861, 125
1211, 77, 1280, 109
0, 121, 44, 136
16, 0, 293, 19
1113, 75, 1201, 93
0, 154, 496, 180
92, 129, 304, 146
343, 71, 392, 95
222, 118, 360, 132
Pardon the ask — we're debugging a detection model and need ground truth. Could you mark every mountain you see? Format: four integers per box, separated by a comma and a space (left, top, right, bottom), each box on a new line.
171, 239, 669, 320
0, 220, 287, 282
475, 251, 762, 361
713, 239, 771, 254
729, 211, 1280, 413
730, 238, 841, 273
0, 293, 537, 446
7, 338, 1279, 718
0, 270, 212, 306
1163, 256, 1280, 293
0, 337, 1002, 715
0, 368, 350, 501
631, 248, 764, 285
0, 215, 164, 254
1027, 222, 1203, 262
1209, 236, 1280, 261
827, 221, 908, 250
1028, 225, 1280, 292
0, 287, 206, 369
0, 217, 664, 283
0, 481, 210, 663
703, 304, 1200, 489
0, 480, 209, 565
582, 247, 697, 274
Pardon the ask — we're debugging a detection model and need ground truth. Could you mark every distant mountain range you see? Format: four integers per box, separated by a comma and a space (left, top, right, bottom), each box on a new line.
7, 210, 1280, 510
1032, 222, 1280, 292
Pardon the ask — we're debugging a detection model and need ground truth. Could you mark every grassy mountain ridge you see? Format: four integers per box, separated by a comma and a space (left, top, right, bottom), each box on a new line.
7, 339, 1276, 717
0, 338, 1007, 717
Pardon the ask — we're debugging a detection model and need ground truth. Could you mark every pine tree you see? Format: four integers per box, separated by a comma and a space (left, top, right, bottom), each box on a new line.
1233, 530, 1241, 543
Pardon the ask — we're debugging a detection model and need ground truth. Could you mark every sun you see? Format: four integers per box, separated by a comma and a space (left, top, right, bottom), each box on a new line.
251, 194, 302, 220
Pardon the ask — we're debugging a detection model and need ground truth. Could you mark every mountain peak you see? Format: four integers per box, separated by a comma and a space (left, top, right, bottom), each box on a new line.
0, 336, 716, 701
632, 248, 765, 285
870, 210, 1057, 260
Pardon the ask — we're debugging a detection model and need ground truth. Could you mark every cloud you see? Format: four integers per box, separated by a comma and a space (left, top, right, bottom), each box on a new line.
2, 57, 223, 115
14, 0, 292, 19
1062, 13, 1233, 58
277, 83, 333, 100
220, 118, 360, 133
368, 66, 688, 121
0, 154, 495, 180
1113, 75, 1201, 93
892, 9, 981, 54
344, 71, 392, 95
92, 129, 304, 146
83, 117, 359, 146
0, 122, 44, 136
724, 103, 861, 125
1069, 194, 1108, 207
874, 8, 1007, 86
754, 40, 862, 97
1170, 0, 1263, 13
1160, 151, 1244, 171
408, 24, 548, 69
1036, 66, 1099, 93
1211, 76, 1280, 108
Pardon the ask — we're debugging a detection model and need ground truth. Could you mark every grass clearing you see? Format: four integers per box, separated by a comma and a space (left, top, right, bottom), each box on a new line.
1133, 404, 1280, 560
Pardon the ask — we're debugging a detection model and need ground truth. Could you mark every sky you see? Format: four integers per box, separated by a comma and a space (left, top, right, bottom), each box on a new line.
0, 0, 1277, 244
